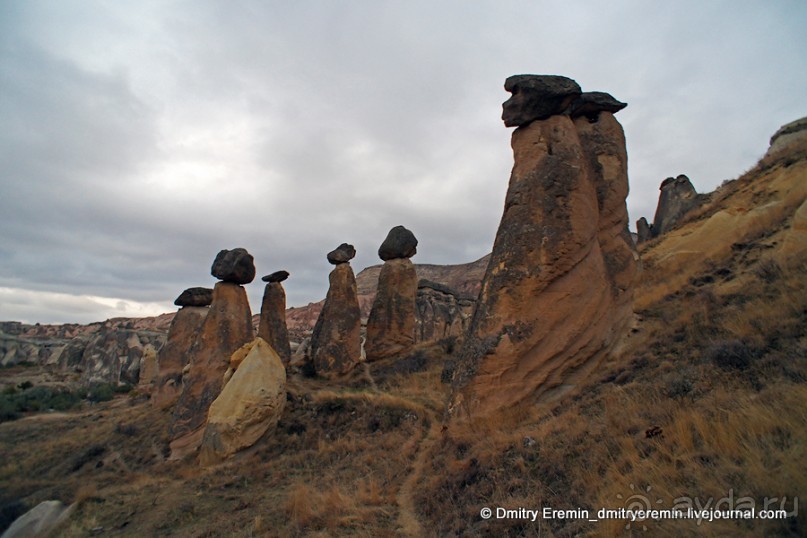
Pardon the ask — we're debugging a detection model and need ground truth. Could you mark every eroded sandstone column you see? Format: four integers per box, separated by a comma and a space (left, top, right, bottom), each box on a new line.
258, 270, 291, 364
365, 226, 418, 361
448, 75, 636, 419
169, 248, 255, 459
309, 244, 361, 376
151, 287, 211, 409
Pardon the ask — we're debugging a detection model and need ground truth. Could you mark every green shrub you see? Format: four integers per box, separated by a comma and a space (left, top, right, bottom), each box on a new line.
87, 383, 115, 402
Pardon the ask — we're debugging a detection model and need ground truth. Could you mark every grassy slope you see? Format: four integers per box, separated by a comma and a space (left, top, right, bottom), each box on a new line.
0, 142, 805, 537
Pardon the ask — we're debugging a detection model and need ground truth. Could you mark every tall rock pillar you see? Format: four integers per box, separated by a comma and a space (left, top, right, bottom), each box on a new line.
169, 248, 256, 459
449, 75, 637, 419
258, 270, 292, 364
365, 226, 418, 361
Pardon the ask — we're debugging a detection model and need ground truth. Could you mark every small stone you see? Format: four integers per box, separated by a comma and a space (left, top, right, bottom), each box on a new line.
211, 248, 256, 284
174, 287, 213, 307
262, 270, 290, 283
327, 243, 356, 265
378, 226, 418, 261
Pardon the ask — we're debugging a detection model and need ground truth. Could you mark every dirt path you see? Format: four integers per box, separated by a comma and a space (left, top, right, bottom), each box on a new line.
396, 417, 440, 536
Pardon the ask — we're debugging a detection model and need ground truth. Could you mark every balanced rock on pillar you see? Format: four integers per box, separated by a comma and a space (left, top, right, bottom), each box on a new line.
169, 250, 255, 459
152, 288, 211, 409
449, 75, 637, 419
258, 270, 291, 364
309, 244, 361, 376
365, 226, 418, 361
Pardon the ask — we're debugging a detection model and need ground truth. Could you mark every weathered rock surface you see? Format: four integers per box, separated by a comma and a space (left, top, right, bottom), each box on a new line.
327, 243, 357, 265
378, 226, 418, 261
651, 175, 707, 236
199, 338, 286, 466
309, 263, 361, 376
152, 306, 208, 409
1, 500, 76, 538
258, 281, 291, 364
170, 281, 254, 459
449, 76, 636, 418
262, 270, 290, 283
211, 248, 256, 284
501, 75, 581, 127
174, 287, 213, 307
767, 116, 807, 156
365, 258, 418, 361
636, 217, 653, 244
415, 281, 475, 343
570, 91, 627, 120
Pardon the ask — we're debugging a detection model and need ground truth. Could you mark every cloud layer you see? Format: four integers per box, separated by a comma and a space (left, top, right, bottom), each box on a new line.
1, 1, 805, 324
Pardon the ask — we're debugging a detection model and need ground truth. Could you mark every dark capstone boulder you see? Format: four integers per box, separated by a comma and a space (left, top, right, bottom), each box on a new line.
174, 287, 214, 307
570, 92, 627, 121
262, 270, 290, 283
211, 248, 256, 284
326, 243, 356, 265
378, 226, 418, 261
501, 75, 581, 127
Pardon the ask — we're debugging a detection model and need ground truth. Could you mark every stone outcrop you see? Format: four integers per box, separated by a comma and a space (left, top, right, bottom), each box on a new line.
309, 251, 361, 376
651, 174, 707, 237
636, 217, 653, 244
570, 91, 627, 121
170, 250, 256, 459
174, 287, 213, 307
327, 243, 357, 264
767, 116, 807, 157
1, 500, 76, 538
211, 248, 256, 284
366, 226, 418, 360
152, 306, 208, 409
199, 338, 286, 466
258, 272, 291, 364
449, 75, 637, 418
415, 280, 475, 343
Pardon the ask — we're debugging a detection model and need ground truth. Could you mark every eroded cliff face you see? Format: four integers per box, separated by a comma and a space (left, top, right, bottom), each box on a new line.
448, 76, 636, 419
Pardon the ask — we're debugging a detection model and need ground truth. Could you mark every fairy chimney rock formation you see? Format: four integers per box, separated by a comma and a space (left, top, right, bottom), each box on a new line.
449, 74, 637, 419
152, 288, 211, 409
636, 217, 653, 244
309, 244, 361, 376
651, 175, 705, 236
169, 250, 256, 459
258, 270, 291, 364
365, 226, 418, 361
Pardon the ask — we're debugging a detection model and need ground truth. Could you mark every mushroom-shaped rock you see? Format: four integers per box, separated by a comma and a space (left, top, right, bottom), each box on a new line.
378, 226, 418, 261
174, 287, 214, 307
501, 74, 581, 127
262, 270, 290, 283
327, 243, 357, 265
211, 248, 256, 284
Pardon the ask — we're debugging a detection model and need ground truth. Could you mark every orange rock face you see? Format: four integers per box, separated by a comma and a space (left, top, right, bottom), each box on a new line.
449, 112, 636, 418
309, 263, 361, 376
258, 282, 291, 364
169, 282, 254, 458
365, 258, 417, 361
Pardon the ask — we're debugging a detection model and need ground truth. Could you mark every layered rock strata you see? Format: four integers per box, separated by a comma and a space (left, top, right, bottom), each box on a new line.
449, 74, 637, 418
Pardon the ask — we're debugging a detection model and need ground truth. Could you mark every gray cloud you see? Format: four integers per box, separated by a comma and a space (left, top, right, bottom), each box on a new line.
1, 0, 805, 323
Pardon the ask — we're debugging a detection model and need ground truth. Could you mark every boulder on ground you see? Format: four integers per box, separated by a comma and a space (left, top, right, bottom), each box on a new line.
200, 338, 286, 466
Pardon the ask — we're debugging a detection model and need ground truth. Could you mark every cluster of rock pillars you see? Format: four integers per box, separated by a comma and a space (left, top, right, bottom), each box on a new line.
145, 74, 644, 464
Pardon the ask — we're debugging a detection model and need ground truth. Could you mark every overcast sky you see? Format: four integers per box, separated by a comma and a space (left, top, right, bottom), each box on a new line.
1, 1, 805, 325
